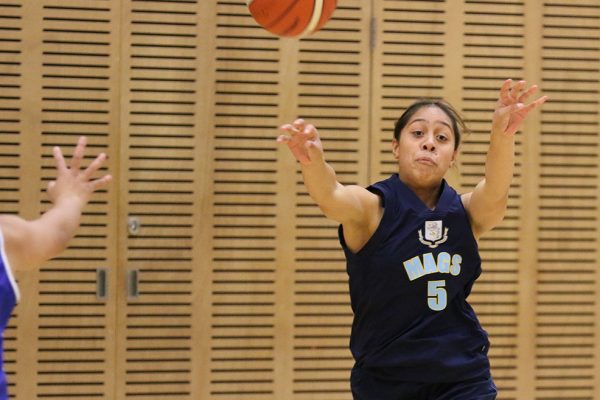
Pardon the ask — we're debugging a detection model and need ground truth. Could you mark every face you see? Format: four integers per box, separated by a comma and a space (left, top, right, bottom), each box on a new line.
392, 105, 457, 189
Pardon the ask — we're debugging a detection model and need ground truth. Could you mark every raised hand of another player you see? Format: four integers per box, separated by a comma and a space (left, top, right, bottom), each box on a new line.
47, 136, 112, 208
492, 79, 547, 137
277, 119, 324, 166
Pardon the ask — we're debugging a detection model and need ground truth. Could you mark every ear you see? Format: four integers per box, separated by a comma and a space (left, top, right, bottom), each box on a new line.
392, 138, 400, 160
450, 148, 458, 166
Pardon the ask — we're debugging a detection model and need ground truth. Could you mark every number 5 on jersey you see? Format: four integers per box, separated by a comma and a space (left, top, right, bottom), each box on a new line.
428, 280, 447, 311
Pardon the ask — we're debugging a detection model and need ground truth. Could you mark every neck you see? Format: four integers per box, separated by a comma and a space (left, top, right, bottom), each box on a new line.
398, 174, 443, 209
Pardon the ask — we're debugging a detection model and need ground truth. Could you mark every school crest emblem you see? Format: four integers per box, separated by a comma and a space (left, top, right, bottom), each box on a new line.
418, 220, 448, 248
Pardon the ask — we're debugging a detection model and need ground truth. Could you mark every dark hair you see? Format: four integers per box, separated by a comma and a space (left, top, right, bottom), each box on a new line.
393, 99, 466, 150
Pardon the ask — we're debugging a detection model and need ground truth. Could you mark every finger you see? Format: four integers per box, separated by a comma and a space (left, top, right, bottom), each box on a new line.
90, 175, 112, 192
303, 124, 318, 140
279, 124, 300, 137
292, 118, 305, 132
518, 85, 538, 104
276, 134, 291, 143
499, 79, 513, 105
53, 146, 68, 174
519, 95, 548, 115
47, 180, 56, 192
70, 136, 87, 171
509, 80, 526, 102
82, 152, 107, 181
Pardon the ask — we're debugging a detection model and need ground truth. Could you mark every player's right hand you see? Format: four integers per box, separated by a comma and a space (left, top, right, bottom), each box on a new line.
277, 118, 324, 166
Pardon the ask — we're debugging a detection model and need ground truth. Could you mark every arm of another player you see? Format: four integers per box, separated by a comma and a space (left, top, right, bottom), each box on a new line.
463, 79, 547, 239
277, 119, 380, 230
0, 136, 112, 272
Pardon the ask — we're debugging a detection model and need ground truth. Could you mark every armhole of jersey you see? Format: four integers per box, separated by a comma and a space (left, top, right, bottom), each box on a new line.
339, 184, 389, 258
0, 227, 21, 303
457, 193, 480, 249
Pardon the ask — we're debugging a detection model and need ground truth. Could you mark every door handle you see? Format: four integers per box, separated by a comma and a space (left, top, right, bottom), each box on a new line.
96, 268, 108, 301
127, 269, 139, 299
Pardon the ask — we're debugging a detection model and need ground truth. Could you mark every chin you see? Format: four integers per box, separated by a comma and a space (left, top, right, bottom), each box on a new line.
401, 169, 438, 186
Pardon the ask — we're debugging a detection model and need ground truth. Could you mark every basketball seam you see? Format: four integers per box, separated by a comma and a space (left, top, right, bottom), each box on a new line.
265, 0, 303, 30
300, 0, 323, 37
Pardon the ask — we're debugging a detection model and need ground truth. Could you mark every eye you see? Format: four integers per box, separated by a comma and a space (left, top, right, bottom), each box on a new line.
412, 130, 424, 137
436, 133, 449, 142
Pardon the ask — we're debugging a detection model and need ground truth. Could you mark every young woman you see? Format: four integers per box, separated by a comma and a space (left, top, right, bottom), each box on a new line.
278, 79, 547, 399
0, 137, 112, 399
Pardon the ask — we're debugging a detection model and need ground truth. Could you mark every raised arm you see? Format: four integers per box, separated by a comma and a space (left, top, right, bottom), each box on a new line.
277, 119, 381, 250
0, 136, 112, 272
462, 79, 547, 239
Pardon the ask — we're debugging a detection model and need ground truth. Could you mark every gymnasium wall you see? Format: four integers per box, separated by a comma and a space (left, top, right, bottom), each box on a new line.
0, 0, 599, 399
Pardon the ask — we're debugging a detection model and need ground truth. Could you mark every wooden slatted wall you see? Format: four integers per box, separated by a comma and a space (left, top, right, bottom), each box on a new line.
0, 1, 22, 397
35, 1, 118, 398
370, 0, 447, 180
207, 1, 283, 398
460, 2, 526, 399
117, 0, 199, 398
3, 1, 600, 399
537, 2, 600, 399
291, 2, 370, 399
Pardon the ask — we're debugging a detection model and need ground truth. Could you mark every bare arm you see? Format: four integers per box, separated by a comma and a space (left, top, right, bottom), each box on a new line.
0, 137, 112, 272
464, 79, 547, 239
277, 119, 382, 250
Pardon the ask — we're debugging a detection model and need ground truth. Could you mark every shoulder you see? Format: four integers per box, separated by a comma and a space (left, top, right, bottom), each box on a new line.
460, 191, 471, 207
0, 214, 29, 243
0, 215, 32, 272
344, 185, 382, 220
366, 174, 400, 203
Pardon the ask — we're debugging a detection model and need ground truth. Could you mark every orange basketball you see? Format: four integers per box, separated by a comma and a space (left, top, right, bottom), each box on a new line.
247, 0, 337, 38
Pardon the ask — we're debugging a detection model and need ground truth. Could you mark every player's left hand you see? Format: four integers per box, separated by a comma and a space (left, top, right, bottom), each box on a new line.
492, 79, 548, 137
47, 136, 112, 207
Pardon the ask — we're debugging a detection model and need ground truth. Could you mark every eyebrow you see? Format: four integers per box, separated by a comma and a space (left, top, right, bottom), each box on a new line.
409, 118, 453, 131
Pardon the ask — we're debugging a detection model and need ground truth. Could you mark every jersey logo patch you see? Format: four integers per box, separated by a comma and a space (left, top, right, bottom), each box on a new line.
418, 220, 448, 249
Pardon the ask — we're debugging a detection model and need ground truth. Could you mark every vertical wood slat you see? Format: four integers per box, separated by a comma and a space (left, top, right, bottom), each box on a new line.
537, 2, 600, 399
519, 0, 543, 398
207, 1, 280, 398
117, 0, 199, 398
291, 2, 370, 399
275, 32, 300, 400
195, 0, 217, 398
0, 1, 22, 216
12, 1, 44, 397
459, 2, 526, 399
34, 0, 119, 398
0, 2, 23, 397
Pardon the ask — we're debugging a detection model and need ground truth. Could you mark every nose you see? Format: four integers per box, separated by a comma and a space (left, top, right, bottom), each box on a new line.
421, 133, 436, 152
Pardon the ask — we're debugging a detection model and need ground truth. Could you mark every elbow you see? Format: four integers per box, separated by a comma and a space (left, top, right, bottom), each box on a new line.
45, 229, 76, 261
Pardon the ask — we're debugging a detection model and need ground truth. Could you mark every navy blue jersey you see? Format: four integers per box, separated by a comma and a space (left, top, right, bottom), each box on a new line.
339, 174, 490, 383
0, 229, 19, 400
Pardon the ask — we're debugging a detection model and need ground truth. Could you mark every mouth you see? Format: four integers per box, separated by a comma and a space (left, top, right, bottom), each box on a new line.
415, 156, 436, 166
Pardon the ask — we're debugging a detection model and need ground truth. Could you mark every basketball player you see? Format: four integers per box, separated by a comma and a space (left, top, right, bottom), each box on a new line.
0, 137, 111, 399
278, 79, 547, 399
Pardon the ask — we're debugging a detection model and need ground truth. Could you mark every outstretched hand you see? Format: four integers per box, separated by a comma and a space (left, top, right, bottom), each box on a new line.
277, 118, 324, 166
47, 136, 112, 206
492, 79, 548, 136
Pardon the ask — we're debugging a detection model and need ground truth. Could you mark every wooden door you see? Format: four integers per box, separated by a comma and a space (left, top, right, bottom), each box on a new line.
115, 0, 205, 397
1, 1, 120, 399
